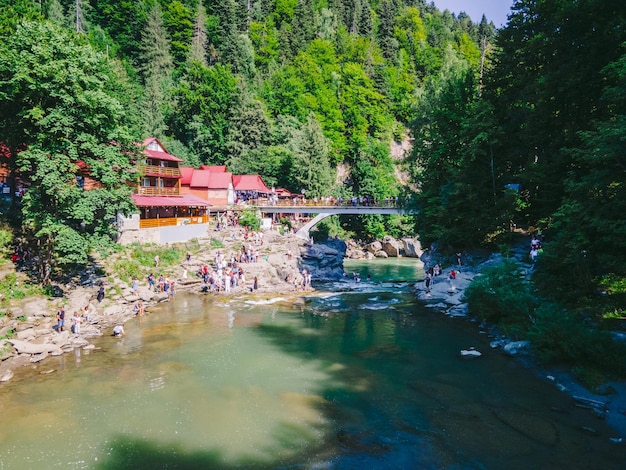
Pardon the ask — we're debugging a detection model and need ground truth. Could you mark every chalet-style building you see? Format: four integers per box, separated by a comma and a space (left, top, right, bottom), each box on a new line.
181, 167, 235, 206
118, 137, 276, 243
118, 138, 212, 244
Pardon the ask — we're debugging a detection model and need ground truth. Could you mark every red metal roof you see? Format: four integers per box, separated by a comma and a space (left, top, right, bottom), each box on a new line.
131, 194, 212, 207
144, 149, 183, 162
140, 137, 183, 162
232, 174, 272, 193
190, 170, 233, 189
200, 165, 227, 172
180, 166, 195, 185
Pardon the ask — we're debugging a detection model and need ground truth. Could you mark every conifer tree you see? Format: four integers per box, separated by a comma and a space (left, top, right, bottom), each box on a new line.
189, 0, 208, 66
290, 114, 335, 197
46, 0, 65, 27
140, 2, 174, 137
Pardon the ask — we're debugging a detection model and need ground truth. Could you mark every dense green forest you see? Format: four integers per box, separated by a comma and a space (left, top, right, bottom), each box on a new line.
0, 0, 625, 324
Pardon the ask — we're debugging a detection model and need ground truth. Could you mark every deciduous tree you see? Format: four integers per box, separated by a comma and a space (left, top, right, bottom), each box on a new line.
0, 22, 139, 282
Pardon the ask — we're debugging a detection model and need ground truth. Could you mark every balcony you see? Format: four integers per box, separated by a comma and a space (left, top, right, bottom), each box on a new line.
139, 215, 210, 228
141, 165, 182, 178
137, 186, 180, 196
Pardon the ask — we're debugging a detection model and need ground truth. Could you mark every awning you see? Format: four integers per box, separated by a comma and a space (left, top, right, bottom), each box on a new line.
131, 194, 212, 207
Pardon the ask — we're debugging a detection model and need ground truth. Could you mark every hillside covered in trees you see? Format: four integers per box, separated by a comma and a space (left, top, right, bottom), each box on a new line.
1, 0, 625, 319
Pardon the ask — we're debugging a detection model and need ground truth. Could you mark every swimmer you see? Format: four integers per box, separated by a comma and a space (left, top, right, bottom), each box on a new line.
113, 324, 125, 337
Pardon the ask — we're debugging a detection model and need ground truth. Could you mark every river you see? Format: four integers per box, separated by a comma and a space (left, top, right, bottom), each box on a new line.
0, 259, 622, 469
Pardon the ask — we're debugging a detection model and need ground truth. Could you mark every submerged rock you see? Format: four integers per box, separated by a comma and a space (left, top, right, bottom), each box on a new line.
0, 370, 14, 382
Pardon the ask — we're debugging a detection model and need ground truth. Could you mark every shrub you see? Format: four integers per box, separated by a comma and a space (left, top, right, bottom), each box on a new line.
239, 209, 260, 230
0, 224, 13, 259
0, 273, 44, 301
465, 260, 537, 331
528, 303, 626, 378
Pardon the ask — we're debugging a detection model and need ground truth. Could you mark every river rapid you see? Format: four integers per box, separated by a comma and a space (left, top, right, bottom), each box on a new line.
0, 258, 622, 469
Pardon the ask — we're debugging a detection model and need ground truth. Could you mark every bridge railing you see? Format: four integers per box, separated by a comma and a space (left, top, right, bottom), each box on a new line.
242, 198, 400, 208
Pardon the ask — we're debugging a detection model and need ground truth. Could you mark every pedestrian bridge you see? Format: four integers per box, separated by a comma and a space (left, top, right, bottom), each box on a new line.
255, 203, 414, 239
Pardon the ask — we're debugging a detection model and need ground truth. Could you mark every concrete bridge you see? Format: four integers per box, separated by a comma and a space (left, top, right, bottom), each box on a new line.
256, 203, 413, 239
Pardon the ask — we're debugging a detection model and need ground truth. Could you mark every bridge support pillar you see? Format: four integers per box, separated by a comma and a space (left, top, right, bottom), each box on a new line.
295, 213, 333, 240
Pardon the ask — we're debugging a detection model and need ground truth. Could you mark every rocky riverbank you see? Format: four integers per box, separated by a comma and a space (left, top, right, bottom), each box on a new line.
414, 243, 626, 440
0, 228, 344, 384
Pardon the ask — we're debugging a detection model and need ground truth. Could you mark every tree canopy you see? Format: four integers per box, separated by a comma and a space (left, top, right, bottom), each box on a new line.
0, 21, 138, 282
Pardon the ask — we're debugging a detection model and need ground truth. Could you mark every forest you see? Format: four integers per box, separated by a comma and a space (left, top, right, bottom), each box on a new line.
0, 0, 625, 356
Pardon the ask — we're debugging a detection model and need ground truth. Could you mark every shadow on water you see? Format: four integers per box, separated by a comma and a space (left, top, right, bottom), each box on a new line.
251, 303, 625, 469
83, 287, 625, 470
96, 431, 333, 470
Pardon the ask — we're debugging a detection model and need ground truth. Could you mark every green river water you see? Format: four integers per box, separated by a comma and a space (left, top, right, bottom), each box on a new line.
0, 259, 622, 469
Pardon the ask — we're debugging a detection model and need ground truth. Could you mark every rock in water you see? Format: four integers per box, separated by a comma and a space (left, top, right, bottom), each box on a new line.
0, 370, 14, 382
460, 348, 482, 358
300, 239, 347, 280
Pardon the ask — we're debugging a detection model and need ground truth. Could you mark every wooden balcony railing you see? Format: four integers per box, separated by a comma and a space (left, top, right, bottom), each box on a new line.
139, 215, 210, 229
141, 165, 182, 178
137, 186, 180, 196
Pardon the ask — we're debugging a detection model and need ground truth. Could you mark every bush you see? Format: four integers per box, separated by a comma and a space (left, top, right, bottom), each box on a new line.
465, 260, 537, 331
528, 303, 626, 379
0, 273, 44, 303
0, 224, 13, 259
239, 209, 260, 230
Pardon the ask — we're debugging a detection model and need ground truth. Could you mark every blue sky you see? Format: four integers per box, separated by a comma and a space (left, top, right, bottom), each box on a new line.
431, 0, 515, 27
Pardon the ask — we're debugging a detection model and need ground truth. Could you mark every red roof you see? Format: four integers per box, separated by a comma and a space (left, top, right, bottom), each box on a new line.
141, 137, 183, 162
131, 194, 212, 207
190, 170, 232, 189
144, 149, 183, 162
274, 187, 293, 196
233, 174, 272, 193
180, 166, 195, 185
200, 165, 227, 172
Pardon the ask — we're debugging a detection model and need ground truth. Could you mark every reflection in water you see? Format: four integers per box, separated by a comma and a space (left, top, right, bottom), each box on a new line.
0, 259, 623, 469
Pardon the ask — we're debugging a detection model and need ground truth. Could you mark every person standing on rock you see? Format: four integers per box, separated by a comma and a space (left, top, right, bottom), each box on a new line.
425, 271, 433, 293
56, 307, 65, 332
449, 269, 457, 290
97, 285, 105, 303
72, 311, 81, 335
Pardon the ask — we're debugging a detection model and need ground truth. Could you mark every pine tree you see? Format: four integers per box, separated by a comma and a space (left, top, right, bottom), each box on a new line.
140, 2, 175, 136
189, 0, 208, 65
68, 0, 89, 33
46, 0, 65, 27
290, 114, 335, 197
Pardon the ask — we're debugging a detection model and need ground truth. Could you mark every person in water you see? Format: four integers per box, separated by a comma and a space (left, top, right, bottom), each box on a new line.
113, 324, 125, 337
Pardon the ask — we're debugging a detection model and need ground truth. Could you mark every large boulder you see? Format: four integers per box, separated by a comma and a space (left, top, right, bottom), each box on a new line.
382, 236, 400, 257
402, 238, 423, 258
374, 250, 389, 258
16, 328, 36, 340
366, 241, 382, 254
299, 239, 347, 280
